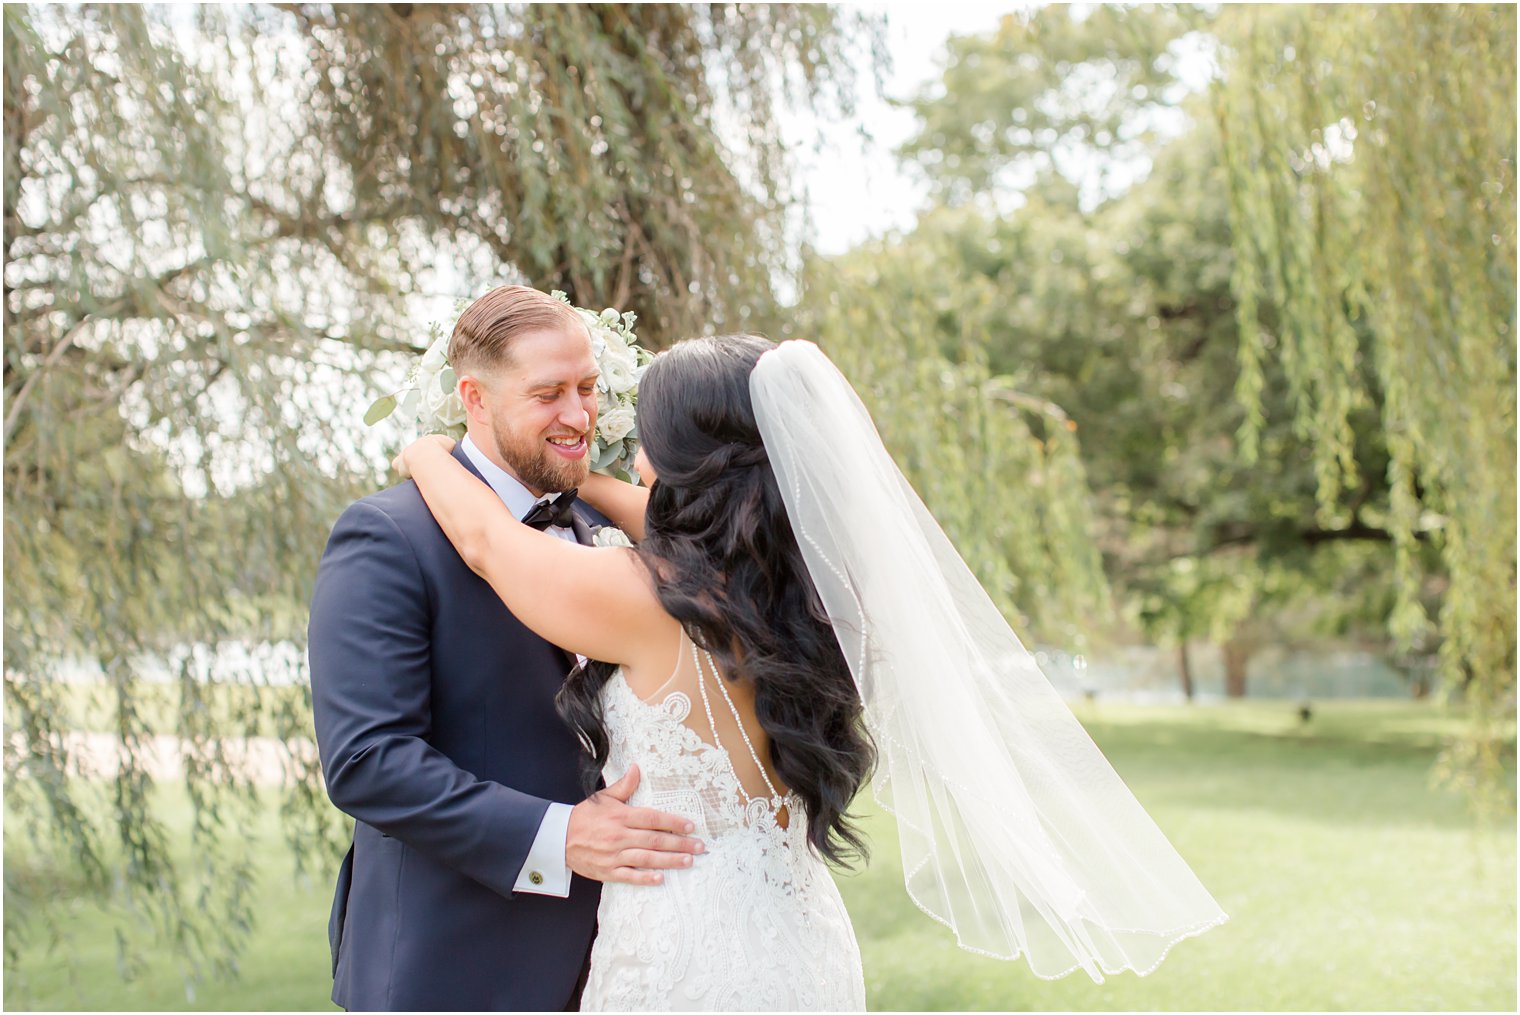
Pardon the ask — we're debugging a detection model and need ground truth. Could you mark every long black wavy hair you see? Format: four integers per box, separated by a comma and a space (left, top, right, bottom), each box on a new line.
556, 335, 876, 867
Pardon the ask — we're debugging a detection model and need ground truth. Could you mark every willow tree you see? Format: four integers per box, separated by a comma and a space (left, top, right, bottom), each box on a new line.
902, 3, 1212, 208
792, 248, 1111, 655
3, 2, 879, 995
1215, 4, 1517, 792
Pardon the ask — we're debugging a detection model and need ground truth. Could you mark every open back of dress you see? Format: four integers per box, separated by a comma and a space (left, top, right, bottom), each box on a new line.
579, 629, 865, 1011
615, 630, 791, 835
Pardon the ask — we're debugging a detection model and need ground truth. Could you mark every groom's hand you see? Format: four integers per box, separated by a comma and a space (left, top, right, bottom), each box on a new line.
566, 764, 705, 886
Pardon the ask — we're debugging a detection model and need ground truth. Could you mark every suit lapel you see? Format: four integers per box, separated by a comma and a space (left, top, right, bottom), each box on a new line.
569, 511, 594, 547
452, 443, 488, 484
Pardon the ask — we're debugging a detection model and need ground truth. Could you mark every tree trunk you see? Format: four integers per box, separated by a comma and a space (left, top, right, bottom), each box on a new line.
1177, 642, 1196, 702
1222, 639, 1250, 698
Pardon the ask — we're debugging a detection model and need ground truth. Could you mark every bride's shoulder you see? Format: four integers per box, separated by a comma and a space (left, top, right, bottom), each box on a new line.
611, 614, 687, 699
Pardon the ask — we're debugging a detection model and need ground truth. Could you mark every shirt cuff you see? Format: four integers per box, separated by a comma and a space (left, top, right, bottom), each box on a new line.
514, 801, 573, 897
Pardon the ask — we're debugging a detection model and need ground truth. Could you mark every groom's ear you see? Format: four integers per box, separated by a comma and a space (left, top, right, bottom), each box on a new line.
458, 372, 493, 423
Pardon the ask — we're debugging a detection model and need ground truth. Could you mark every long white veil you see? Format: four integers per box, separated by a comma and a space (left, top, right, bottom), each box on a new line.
750, 340, 1227, 982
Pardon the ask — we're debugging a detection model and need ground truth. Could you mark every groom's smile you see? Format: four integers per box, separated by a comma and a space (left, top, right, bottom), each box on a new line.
546, 433, 588, 458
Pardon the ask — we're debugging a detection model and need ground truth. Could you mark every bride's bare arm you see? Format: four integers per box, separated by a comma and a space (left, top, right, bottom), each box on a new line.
395, 435, 661, 665
579, 472, 650, 541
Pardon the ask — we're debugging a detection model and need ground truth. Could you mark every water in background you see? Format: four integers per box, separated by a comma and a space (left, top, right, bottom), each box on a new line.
49, 641, 307, 685
47, 640, 1418, 703
1037, 643, 1419, 704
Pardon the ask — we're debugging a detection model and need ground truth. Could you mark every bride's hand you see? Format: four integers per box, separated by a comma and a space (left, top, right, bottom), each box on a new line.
577, 469, 650, 542
392, 433, 457, 479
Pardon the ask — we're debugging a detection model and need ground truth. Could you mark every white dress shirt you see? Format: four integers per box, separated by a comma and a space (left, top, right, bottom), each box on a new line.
460, 434, 576, 898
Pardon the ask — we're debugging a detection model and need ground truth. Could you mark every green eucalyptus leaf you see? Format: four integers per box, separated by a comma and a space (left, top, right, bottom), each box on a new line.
364, 394, 398, 426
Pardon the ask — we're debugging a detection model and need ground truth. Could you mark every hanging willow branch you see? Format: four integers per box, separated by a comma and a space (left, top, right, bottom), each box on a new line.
793, 250, 1112, 648
1215, 4, 1517, 800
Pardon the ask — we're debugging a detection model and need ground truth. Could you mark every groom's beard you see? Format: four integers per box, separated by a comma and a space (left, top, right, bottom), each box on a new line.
492, 424, 590, 495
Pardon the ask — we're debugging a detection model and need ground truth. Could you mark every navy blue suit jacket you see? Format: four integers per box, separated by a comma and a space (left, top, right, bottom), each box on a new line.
309, 447, 602, 1011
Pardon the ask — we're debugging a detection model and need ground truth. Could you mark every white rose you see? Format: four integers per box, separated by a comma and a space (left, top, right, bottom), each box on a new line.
577, 309, 604, 346
597, 331, 639, 393
598, 405, 636, 443
419, 331, 450, 372
591, 323, 625, 353
434, 390, 467, 428
420, 368, 467, 428
592, 526, 634, 548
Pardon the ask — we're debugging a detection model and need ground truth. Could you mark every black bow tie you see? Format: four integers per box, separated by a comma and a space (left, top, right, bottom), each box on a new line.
520, 489, 579, 531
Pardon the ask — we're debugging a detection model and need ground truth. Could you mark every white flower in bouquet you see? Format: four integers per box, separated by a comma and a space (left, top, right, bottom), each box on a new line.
582, 308, 640, 394
416, 333, 467, 430
366, 291, 649, 483
591, 526, 634, 549
598, 405, 637, 443
418, 330, 449, 373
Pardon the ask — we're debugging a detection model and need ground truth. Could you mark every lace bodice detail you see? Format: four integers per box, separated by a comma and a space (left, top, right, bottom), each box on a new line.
605, 630, 802, 831
578, 640, 865, 1011
604, 668, 808, 837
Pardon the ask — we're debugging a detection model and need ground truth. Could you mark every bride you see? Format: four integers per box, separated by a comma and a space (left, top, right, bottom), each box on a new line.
395, 335, 1225, 1010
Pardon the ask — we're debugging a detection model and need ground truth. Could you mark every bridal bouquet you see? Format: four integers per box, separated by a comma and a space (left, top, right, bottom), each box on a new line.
366, 291, 648, 482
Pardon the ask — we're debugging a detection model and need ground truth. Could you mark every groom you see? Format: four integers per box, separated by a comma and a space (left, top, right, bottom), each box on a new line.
309, 285, 700, 1010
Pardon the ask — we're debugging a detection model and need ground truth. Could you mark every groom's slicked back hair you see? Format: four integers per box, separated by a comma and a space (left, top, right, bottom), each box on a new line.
449, 285, 586, 375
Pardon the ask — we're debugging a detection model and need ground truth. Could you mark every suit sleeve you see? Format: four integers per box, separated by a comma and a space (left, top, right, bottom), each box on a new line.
309, 498, 551, 900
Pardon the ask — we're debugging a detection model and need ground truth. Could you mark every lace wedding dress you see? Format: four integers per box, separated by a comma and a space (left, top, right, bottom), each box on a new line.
579, 633, 866, 1011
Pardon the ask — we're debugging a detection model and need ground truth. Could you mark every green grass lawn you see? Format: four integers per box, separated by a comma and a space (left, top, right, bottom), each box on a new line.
5, 699, 1515, 1011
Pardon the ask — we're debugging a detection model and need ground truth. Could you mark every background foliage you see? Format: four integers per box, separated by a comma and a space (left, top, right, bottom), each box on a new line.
1215, 3, 1517, 797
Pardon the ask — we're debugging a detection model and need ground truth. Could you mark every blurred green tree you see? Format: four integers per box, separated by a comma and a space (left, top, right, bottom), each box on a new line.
872, 3, 1438, 697
1216, 3, 1516, 794
2, 1, 880, 992
901, 2, 1206, 207
791, 250, 1111, 651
